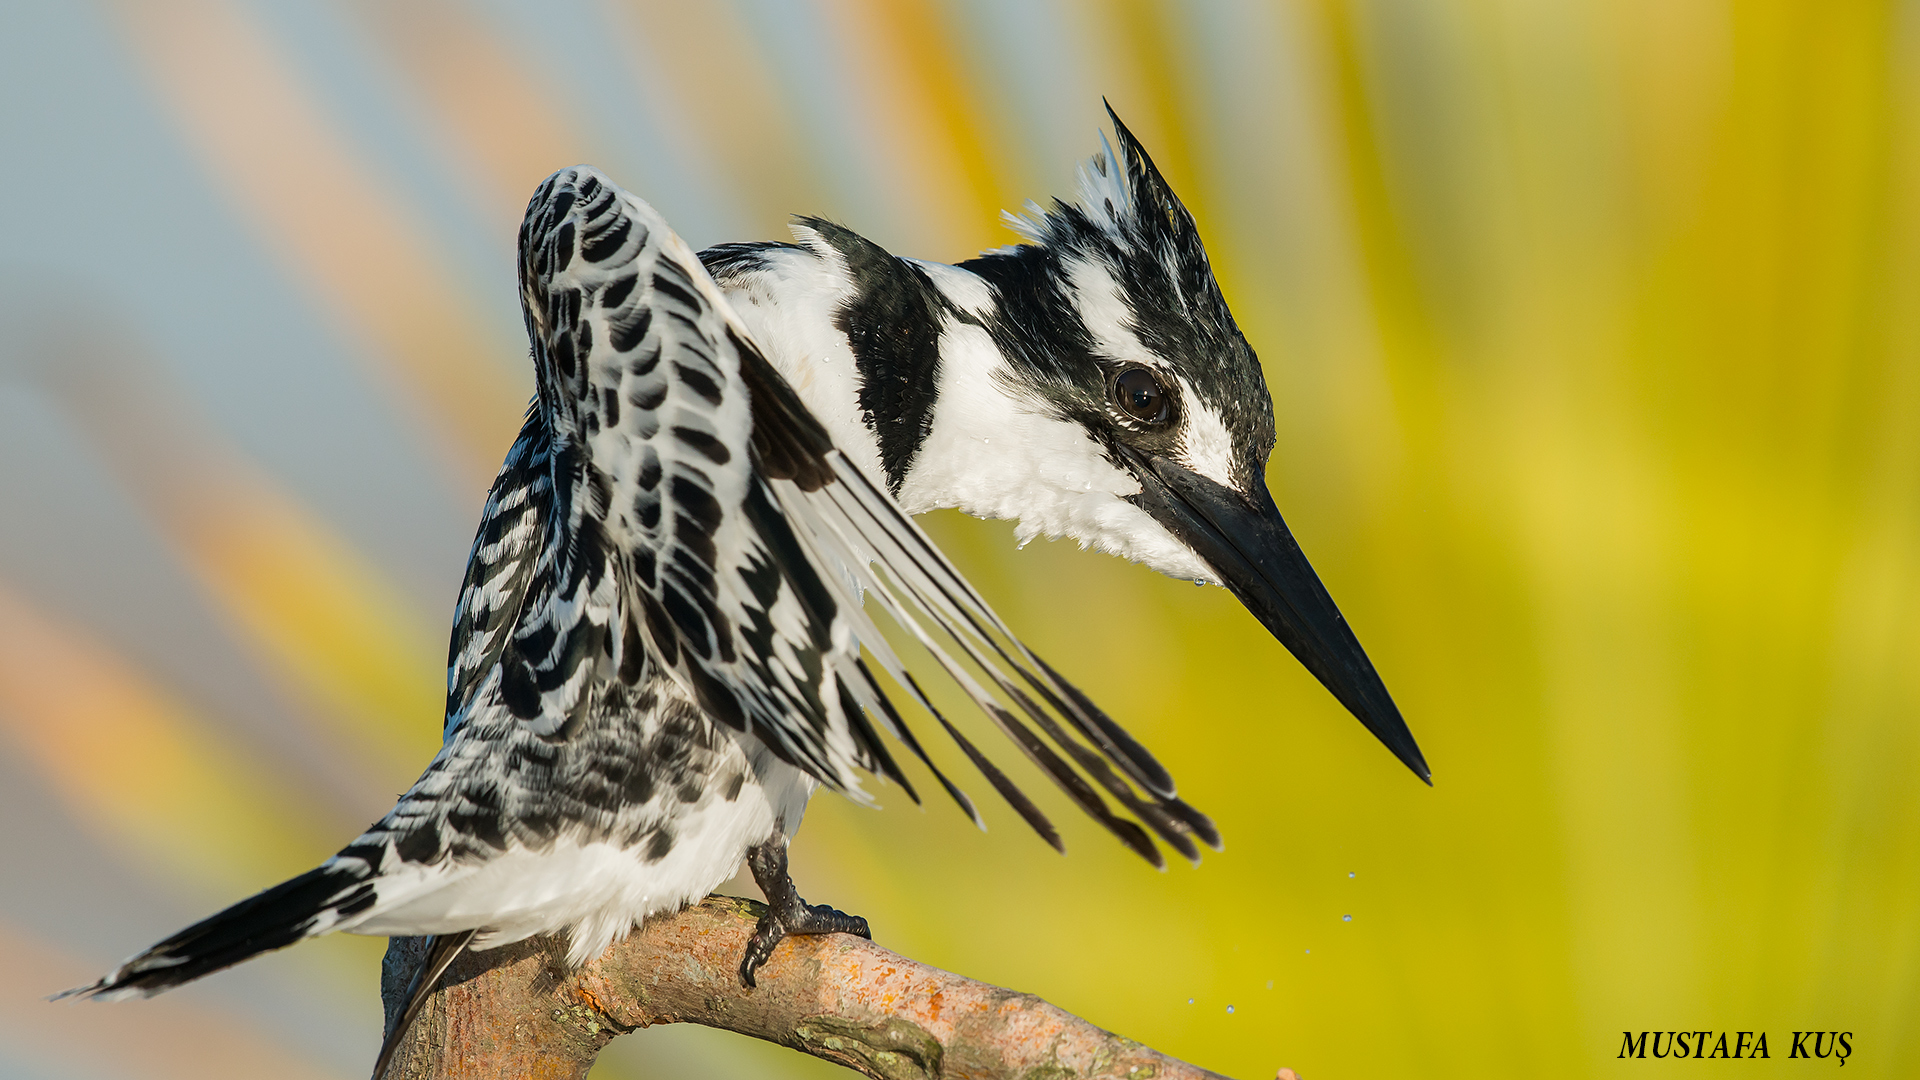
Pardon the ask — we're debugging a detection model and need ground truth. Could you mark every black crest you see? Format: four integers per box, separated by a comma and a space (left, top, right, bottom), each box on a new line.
968, 105, 1276, 492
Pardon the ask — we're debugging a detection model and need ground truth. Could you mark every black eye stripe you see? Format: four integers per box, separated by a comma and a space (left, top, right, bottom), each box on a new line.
1112, 367, 1173, 425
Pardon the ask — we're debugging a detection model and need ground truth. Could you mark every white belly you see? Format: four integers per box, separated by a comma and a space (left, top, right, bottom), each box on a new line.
348, 731, 814, 967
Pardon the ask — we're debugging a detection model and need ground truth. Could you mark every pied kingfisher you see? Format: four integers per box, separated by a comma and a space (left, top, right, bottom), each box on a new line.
63, 108, 1426, 1074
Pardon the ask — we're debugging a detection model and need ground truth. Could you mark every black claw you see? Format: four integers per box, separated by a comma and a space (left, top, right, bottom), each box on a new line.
737, 836, 871, 989
739, 912, 781, 988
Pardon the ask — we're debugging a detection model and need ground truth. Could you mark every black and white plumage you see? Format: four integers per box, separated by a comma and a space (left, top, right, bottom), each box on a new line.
63, 109, 1425, 1075
709, 107, 1428, 785
62, 144, 1213, 1018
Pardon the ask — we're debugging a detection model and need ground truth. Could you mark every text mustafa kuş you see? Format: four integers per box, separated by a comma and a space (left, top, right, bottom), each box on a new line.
1619, 1031, 1854, 1064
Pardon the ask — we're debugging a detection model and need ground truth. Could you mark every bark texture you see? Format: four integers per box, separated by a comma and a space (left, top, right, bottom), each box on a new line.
378, 895, 1235, 1080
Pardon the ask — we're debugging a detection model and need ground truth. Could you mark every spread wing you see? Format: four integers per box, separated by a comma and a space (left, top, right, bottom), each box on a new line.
445, 407, 550, 733
506, 167, 1215, 866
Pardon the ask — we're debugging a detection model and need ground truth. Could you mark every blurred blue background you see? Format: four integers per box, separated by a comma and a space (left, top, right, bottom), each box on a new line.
2, 1, 1917, 1077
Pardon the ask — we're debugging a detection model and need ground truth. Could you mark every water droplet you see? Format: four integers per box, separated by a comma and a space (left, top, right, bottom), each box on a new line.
1304, 949, 1311, 954
1348, 871, 1356, 878
1343, 914, 1352, 922
1188, 998, 1195, 1005
1226, 1005, 1236, 1014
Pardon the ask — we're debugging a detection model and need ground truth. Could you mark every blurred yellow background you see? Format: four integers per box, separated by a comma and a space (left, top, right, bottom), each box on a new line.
0, 1, 1914, 1077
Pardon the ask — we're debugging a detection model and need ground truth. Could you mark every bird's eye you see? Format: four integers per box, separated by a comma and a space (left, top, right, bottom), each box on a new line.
1112, 367, 1172, 424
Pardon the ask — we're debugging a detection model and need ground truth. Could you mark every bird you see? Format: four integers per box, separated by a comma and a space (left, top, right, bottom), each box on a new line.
703, 105, 1428, 786
60, 106, 1425, 1078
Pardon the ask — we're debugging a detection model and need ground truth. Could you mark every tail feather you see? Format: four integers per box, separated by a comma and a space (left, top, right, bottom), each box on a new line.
58, 862, 374, 1000
373, 930, 476, 1080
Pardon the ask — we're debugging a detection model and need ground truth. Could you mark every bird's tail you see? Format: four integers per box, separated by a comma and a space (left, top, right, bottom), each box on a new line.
373, 930, 477, 1080
56, 860, 377, 1001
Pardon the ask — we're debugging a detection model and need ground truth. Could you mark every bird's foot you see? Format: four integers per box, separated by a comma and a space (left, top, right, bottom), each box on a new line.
738, 898, 869, 988
738, 836, 871, 988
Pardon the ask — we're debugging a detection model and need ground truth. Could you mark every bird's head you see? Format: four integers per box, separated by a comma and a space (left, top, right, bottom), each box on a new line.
957, 107, 1429, 783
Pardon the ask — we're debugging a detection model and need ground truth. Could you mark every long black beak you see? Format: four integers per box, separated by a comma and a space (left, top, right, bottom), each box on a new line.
1121, 449, 1430, 784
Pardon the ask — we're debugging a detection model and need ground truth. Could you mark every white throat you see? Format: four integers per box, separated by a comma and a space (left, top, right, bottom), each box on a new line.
897, 312, 1212, 580
715, 250, 1214, 583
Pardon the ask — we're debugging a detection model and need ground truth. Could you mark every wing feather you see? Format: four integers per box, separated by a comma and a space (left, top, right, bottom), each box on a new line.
445, 409, 551, 735
512, 167, 1212, 864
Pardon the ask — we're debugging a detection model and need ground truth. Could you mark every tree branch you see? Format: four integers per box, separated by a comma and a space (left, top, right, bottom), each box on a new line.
378, 895, 1239, 1080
